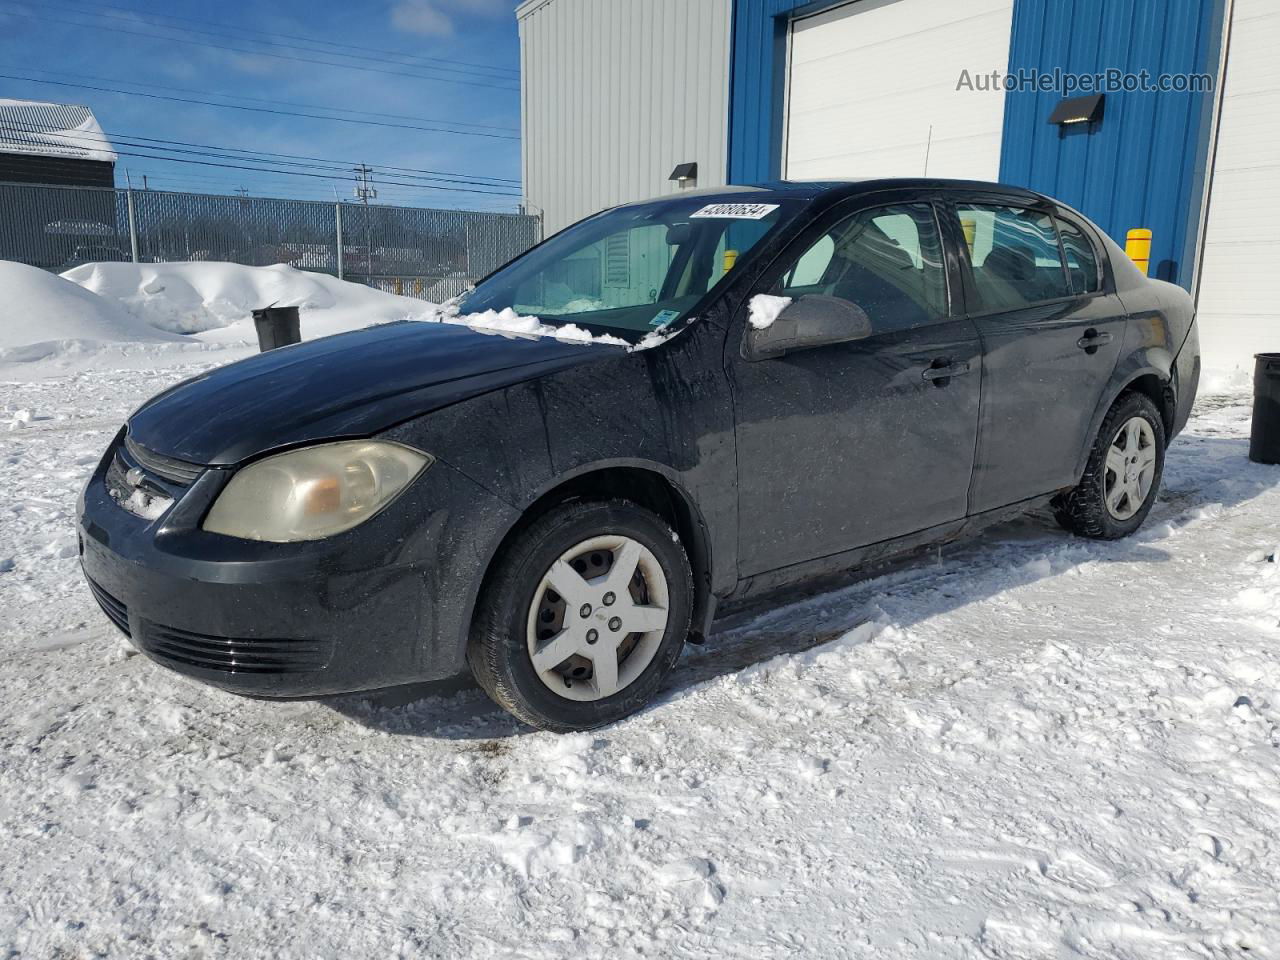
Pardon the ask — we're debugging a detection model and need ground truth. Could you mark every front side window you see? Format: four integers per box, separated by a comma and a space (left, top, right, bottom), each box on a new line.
1057, 217, 1102, 294
773, 203, 948, 333
460, 197, 799, 339
956, 204, 1071, 310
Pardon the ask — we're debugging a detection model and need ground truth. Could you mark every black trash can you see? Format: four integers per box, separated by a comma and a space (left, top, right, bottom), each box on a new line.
1250, 353, 1280, 465
251, 305, 301, 352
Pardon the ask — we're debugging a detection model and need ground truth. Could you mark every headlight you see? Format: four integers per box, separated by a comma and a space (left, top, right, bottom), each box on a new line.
203, 440, 431, 542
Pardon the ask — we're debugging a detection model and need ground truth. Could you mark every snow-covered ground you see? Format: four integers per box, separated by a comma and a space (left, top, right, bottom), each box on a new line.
2, 356, 1279, 956
1, 260, 1278, 956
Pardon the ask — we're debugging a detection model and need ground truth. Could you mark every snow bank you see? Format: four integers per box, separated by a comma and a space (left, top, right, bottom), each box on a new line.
63, 261, 426, 341
1, 259, 656, 379
0, 261, 185, 364
63, 261, 638, 349
1200, 364, 1254, 397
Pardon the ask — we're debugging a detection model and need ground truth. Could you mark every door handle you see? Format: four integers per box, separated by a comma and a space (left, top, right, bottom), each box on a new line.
921, 359, 972, 383
1076, 329, 1113, 354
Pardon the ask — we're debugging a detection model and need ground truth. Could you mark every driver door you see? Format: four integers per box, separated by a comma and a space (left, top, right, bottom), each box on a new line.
728, 199, 983, 576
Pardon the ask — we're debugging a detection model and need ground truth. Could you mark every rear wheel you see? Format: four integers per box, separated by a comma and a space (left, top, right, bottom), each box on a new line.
468, 500, 693, 732
1053, 390, 1166, 539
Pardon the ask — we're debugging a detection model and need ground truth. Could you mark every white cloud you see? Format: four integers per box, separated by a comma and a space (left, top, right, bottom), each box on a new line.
389, 0, 512, 37
390, 0, 454, 37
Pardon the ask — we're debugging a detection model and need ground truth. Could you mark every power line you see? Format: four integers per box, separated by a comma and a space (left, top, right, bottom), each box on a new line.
0, 121, 521, 188
0, 126, 522, 197
4, 66, 519, 133
0, 7, 521, 92
50, 0, 520, 79
51, 0, 520, 77
0, 73, 520, 142
118, 175, 519, 208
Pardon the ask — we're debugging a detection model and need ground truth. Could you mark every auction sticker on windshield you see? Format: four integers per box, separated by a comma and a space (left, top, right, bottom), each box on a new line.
689, 203, 780, 220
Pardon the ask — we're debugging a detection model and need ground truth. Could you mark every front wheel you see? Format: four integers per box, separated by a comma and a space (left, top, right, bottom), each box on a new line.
468, 500, 693, 732
1053, 390, 1166, 539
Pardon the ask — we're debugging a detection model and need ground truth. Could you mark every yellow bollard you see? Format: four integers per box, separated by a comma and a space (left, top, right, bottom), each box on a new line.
960, 217, 976, 257
1125, 228, 1152, 276
394, 278, 404, 296
723, 249, 738, 273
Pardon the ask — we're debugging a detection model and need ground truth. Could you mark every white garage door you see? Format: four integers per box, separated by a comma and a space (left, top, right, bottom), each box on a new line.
784, 0, 1015, 182
1195, 0, 1280, 371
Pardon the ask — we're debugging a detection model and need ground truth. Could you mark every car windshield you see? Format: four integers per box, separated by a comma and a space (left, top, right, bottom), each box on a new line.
458, 196, 801, 339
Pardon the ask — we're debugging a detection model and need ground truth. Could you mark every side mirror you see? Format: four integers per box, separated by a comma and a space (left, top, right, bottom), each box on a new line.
743, 295, 873, 361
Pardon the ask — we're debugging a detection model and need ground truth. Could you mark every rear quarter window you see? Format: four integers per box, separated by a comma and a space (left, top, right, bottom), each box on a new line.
1056, 217, 1103, 295
956, 204, 1071, 310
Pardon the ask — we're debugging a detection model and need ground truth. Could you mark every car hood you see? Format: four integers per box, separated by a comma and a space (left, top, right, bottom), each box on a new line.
127, 320, 625, 465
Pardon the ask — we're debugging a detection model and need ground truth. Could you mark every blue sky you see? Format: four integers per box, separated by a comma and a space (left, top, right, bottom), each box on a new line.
0, 0, 524, 210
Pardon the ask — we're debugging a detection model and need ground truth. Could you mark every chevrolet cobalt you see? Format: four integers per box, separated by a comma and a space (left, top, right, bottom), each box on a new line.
79, 180, 1200, 731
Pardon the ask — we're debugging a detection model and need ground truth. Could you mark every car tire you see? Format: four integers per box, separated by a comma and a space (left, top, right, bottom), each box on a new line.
468, 499, 693, 732
1053, 390, 1166, 540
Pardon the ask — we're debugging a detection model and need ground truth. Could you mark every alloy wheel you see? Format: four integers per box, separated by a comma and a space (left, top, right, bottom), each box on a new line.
525, 535, 670, 701
1104, 416, 1158, 521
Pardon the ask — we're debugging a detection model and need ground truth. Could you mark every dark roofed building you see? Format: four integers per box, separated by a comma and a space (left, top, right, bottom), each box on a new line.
0, 99, 124, 269
0, 98, 117, 187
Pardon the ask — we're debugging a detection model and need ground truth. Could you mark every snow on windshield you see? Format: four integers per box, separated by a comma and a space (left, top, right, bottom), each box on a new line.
417, 301, 631, 347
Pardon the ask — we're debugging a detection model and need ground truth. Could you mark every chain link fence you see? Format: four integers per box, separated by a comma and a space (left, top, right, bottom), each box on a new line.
0, 180, 540, 300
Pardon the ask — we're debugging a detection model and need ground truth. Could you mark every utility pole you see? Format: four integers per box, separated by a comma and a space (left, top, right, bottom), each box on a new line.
235, 186, 250, 198
353, 164, 376, 279
352, 164, 377, 203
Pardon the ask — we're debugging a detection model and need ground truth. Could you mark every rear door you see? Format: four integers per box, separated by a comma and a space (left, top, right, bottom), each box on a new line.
945, 199, 1126, 512
729, 196, 982, 576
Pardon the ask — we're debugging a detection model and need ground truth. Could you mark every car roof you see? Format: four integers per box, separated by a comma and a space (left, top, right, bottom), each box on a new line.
621, 178, 1052, 208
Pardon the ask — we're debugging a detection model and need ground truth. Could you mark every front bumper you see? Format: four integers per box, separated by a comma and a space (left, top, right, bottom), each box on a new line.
78, 431, 517, 697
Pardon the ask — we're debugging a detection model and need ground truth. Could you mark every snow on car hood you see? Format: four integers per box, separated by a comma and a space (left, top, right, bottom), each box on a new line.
125, 318, 626, 466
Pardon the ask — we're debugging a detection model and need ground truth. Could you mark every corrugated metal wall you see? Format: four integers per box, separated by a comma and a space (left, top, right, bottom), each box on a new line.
727, 0, 797, 184
518, 0, 733, 235
999, 0, 1225, 287
730, 0, 1227, 290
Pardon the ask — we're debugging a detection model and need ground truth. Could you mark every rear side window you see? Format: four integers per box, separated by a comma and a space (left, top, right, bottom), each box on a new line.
774, 203, 948, 333
955, 204, 1071, 310
1056, 217, 1102, 294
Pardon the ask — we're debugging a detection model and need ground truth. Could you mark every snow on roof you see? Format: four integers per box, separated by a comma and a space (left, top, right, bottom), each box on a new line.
0, 98, 117, 163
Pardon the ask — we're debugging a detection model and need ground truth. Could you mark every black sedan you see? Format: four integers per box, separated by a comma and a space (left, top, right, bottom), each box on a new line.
79, 179, 1200, 731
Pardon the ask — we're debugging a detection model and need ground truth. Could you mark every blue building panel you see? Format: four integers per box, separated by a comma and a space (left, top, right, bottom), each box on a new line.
727, 0, 793, 185
728, 0, 845, 183
729, 0, 1227, 289
1000, 0, 1224, 286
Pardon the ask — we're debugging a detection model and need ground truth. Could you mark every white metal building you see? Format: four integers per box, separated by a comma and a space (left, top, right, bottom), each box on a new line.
516, 0, 732, 234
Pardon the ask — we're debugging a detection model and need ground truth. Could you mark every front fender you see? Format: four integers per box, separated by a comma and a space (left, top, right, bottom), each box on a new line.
379, 321, 737, 670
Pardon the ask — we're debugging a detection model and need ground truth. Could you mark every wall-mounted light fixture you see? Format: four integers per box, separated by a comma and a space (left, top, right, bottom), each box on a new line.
1048, 93, 1105, 128
669, 162, 698, 188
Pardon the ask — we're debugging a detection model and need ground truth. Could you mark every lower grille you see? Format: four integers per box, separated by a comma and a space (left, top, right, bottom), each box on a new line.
138, 623, 332, 675
86, 576, 130, 637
